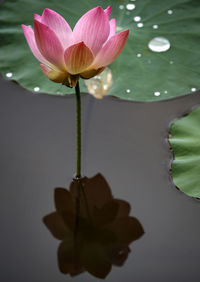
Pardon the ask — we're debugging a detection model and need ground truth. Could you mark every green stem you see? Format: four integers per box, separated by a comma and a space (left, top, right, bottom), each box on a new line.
75, 81, 81, 178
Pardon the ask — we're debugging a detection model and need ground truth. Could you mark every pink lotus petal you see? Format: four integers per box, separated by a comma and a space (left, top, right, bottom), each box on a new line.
73, 6, 110, 55
108, 19, 116, 39
22, 24, 50, 66
40, 64, 51, 76
34, 14, 42, 22
80, 67, 105, 79
41, 8, 73, 49
92, 29, 129, 68
40, 64, 67, 83
34, 19, 65, 71
64, 42, 94, 74
104, 6, 111, 19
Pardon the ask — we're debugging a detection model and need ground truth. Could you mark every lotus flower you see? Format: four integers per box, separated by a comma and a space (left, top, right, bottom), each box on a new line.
21, 6, 129, 88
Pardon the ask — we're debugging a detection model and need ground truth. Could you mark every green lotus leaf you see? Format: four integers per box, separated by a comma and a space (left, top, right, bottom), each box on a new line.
0, 0, 200, 101
169, 106, 200, 198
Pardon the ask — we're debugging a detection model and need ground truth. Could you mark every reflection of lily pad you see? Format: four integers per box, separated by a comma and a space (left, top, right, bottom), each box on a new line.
0, 0, 200, 101
169, 107, 200, 198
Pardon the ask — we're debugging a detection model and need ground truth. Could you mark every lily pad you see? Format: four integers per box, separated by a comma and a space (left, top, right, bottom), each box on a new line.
169, 106, 200, 198
0, 0, 200, 101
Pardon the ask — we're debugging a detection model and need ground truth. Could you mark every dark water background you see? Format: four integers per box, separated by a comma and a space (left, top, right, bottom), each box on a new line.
0, 75, 200, 282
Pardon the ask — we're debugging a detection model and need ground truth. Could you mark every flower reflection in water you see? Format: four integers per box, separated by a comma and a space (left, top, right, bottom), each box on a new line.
43, 174, 144, 279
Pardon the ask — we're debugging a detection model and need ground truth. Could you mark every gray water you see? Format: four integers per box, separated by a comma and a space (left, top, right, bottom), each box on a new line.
0, 74, 200, 282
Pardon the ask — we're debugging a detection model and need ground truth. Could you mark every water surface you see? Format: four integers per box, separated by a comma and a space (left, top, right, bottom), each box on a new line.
0, 75, 200, 282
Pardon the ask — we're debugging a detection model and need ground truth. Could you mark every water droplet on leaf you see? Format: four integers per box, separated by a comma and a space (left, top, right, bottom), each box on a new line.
133, 16, 141, 22
164, 90, 168, 94
84, 68, 112, 99
137, 53, 142, 57
154, 91, 160, 96
119, 5, 124, 10
137, 22, 144, 28
191, 88, 196, 92
6, 72, 13, 78
148, 37, 170, 52
126, 4, 136, 10
168, 10, 173, 15
34, 87, 40, 92
153, 24, 158, 29
126, 89, 131, 93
